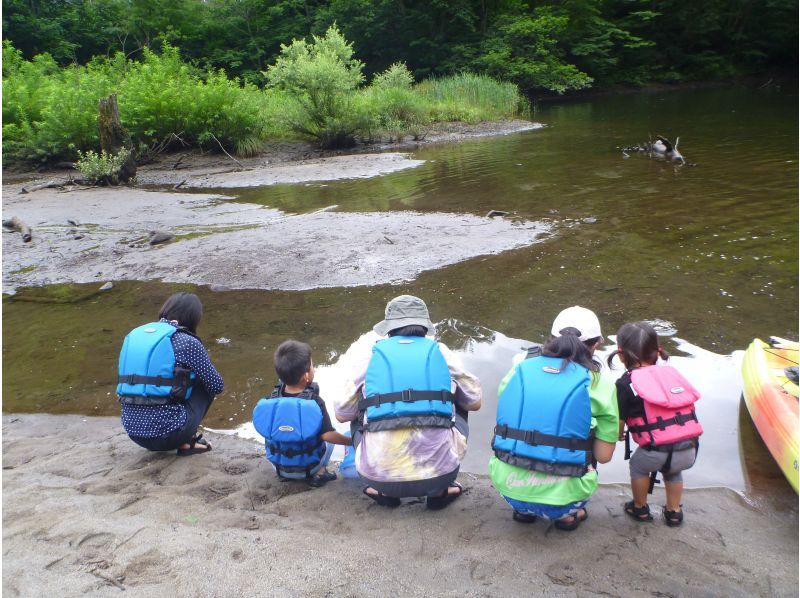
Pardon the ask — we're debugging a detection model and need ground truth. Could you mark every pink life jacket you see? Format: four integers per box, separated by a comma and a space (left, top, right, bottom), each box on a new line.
626, 365, 703, 447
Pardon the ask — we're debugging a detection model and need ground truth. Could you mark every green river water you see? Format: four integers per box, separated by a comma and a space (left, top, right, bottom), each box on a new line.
3, 87, 797, 507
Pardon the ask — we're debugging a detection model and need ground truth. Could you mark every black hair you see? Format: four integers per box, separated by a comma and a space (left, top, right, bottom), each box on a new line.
542, 328, 601, 374
274, 340, 312, 385
388, 325, 428, 337
158, 292, 203, 333
606, 321, 669, 370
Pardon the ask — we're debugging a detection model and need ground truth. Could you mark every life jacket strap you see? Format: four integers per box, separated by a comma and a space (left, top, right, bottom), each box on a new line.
628, 410, 698, 434
493, 450, 591, 478
358, 389, 454, 411
494, 424, 593, 453
118, 374, 178, 386
268, 444, 320, 458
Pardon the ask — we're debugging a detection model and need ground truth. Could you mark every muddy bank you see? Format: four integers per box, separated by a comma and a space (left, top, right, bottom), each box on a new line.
1, 180, 551, 292
1, 119, 542, 186
3, 414, 797, 597
2, 120, 550, 293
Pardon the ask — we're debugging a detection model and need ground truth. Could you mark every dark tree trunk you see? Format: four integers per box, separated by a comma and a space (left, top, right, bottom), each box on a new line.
97, 93, 136, 184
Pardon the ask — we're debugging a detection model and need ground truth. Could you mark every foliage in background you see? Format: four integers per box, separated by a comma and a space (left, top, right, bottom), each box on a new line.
3, 34, 525, 162
3, 0, 796, 93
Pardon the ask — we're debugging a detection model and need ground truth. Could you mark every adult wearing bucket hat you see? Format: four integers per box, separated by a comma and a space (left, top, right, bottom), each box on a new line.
335, 295, 482, 509
488, 306, 618, 531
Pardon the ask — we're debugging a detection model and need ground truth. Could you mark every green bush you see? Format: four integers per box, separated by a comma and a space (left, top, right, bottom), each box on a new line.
3, 35, 530, 162
265, 24, 366, 148
76, 148, 132, 184
372, 62, 414, 90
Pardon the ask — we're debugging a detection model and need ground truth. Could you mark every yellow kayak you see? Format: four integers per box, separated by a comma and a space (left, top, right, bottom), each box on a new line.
741, 337, 799, 492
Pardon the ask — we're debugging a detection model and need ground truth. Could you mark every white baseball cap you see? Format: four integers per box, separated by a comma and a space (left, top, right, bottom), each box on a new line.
551, 306, 602, 341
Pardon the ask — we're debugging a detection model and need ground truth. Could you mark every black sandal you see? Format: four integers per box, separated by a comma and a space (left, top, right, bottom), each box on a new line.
308, 471, 337, 487
426, 481, 464, 511
663, 506, 684, 527
624, 500, 653, 522
554, 508, 588, 531
362, 487, 401, 508
176, 433, 212, 456
512, 511, 538, 524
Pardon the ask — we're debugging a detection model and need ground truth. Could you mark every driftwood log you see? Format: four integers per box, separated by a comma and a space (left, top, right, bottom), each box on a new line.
98, 93, 136, 183
3, 217, 33, 242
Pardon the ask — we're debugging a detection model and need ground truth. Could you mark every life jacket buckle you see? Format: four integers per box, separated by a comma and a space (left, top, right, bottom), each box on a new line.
524, 430, 538, 446
401, 389, 414, 402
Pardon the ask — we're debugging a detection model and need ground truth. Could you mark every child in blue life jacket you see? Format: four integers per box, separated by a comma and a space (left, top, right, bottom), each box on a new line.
608, 321, 702, 527
253, 340, 352, 487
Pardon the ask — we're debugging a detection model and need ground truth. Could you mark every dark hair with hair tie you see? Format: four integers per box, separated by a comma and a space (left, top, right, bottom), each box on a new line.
607, 321, 669, 370
543, 328, 601, 374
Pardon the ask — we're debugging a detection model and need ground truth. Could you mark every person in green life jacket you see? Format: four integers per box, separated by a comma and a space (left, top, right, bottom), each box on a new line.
489, 306, 618, 531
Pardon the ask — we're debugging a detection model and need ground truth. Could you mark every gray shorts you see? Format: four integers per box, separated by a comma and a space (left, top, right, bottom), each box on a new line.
629, 442, 698, 483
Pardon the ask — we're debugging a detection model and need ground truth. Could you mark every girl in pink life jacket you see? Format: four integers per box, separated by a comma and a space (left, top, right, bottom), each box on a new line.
607, 322, 702, 527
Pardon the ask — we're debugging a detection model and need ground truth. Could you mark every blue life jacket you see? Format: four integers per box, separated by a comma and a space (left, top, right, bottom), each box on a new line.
492, 355, 594, 477
252, 383, 326, 478
117, 321, 196, 405
359, 336, 454, 432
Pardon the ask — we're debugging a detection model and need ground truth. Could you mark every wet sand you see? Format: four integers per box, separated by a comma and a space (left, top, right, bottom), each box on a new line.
3, 414, 797, 597
2, 121, 550, 293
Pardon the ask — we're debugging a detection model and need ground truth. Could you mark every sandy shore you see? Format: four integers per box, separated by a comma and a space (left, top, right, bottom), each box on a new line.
3, 414, 797, 597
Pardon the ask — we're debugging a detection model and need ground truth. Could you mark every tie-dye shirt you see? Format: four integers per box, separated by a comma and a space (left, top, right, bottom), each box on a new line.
334, 341, 482, 483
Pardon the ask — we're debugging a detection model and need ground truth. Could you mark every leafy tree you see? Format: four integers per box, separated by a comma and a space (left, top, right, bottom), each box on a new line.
476, 7, 593, 93
265, 24, 367, 147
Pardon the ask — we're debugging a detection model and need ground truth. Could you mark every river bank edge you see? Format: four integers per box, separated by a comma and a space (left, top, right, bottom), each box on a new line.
1, 118, 540, 185
2, 119, 558, 294
3, 413, 797, 597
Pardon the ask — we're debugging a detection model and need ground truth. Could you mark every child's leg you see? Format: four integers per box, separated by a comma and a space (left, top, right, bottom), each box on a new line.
662, 446, 696, 511
629, 447, 662, 507
664, 480, 683, 512
631, 476, 651, 507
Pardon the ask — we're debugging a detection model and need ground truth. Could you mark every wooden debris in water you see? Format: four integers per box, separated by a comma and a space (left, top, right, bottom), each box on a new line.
2, 216, 32, 242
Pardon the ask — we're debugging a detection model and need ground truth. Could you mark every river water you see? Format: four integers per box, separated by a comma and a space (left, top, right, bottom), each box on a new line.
4, 88, 797, 508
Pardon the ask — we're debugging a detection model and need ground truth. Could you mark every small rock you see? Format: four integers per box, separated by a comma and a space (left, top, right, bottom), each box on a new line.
582, 217, 597, 224
99, 282, 113, 291
73, 234, 84, 240
148, 231, 174, 245
486, 210, 509, 218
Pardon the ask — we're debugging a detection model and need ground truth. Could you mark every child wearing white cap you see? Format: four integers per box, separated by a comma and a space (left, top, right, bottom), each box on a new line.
489, 305, 619, 531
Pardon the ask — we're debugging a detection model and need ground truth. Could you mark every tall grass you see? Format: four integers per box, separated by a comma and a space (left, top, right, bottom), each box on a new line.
416, 73, 529, 122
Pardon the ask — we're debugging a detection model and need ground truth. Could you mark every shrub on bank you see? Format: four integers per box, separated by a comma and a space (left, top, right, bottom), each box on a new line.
3, 36, 528, 162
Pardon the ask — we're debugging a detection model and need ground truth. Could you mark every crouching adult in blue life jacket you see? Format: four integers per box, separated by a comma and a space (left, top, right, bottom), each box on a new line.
117, 292, 224, 456
335, 295, 483, 509
489, 306, 619, 531
253, 340, 352, 487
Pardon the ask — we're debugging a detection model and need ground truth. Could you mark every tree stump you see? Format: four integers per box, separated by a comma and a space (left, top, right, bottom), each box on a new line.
98, 93, 137, 183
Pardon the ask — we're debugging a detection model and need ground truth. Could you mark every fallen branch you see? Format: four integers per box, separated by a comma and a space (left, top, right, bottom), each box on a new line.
2, 216, 32, 242
210, 134, 244, 169
19, 180, 62, 194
